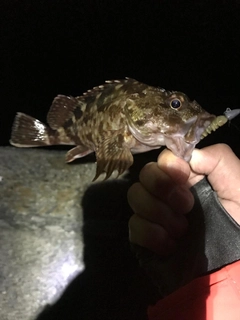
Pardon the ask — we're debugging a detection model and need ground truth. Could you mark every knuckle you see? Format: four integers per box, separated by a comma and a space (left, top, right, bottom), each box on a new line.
127, 183, 141, 209
139, 162, 156, 182
217, 143, 231, 153
128, 214, 137, 230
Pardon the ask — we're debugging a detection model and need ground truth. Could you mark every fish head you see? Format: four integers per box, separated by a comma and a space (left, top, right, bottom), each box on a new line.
125, 90, 215, 161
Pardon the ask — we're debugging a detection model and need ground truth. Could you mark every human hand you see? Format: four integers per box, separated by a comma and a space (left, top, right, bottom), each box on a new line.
128, 144, 240, 255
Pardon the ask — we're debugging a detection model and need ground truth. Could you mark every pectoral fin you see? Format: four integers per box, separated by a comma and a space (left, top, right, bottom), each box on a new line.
65, 146, 93, 163
93, 135, 133, 181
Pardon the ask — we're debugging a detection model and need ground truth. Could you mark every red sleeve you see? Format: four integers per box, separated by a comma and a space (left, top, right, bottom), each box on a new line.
148, 260, 240, 320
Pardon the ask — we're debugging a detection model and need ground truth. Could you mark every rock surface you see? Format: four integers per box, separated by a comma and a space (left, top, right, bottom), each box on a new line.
0, 147, 152, 320
0, 147, 93, 320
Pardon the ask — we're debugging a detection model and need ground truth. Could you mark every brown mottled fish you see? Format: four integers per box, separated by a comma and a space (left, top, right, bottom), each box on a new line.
10, 78, 240, 181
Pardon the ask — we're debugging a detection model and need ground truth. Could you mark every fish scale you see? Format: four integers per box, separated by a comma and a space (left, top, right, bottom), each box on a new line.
10, 78, 240, 181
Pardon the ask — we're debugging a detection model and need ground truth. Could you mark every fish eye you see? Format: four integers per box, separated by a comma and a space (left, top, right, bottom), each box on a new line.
170, 99, 182, 109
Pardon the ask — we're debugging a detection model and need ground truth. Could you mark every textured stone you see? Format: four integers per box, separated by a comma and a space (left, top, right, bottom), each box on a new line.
0, 146, 162, 320
0, 147, 95, 320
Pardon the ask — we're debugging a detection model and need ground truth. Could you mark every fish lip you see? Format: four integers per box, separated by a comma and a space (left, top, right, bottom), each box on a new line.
164, 112, 216, 162
183, 113, 216, 144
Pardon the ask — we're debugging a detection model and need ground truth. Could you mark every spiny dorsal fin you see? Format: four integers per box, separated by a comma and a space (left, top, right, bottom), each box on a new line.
47, 79, 142, 129
76, 78, 139, 108
47, 95, 81, 129
81, 78, 137, 97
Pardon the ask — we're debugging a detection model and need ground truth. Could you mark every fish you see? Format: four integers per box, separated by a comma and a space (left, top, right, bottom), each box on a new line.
9, 78, 240, 181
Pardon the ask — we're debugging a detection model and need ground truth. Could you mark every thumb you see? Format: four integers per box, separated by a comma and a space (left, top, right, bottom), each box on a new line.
189, 144, 240, 222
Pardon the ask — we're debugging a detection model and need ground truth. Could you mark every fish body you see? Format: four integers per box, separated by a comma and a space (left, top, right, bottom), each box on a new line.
10, 78, 216, 180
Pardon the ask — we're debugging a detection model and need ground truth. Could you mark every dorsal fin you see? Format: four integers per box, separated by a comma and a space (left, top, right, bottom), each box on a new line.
76, 78, 140, 109
81, 78, 137, 97
47, 95, 80, 129
47, 79, 143, 129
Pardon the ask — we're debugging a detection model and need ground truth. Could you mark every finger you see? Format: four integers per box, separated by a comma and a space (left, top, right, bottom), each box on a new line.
127, 183, 189, 238
139, 162, 194, 214
157, 148, 191, 184
128, 213, 176, 255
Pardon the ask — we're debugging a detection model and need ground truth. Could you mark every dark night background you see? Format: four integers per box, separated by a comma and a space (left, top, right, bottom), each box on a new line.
1, 1, 240, 320
1, 0, 240, 153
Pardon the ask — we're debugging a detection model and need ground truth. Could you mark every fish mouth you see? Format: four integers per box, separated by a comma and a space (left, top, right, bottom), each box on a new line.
184, 113, 216, 144
164, 113, 216, 162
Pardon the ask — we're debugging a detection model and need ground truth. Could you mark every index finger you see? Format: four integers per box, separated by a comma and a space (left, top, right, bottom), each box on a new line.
157, 148, 191, 185
139, 155, 194, 213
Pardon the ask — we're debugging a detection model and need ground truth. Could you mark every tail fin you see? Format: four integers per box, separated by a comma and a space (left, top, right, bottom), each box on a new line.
10, 113, 52, 147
